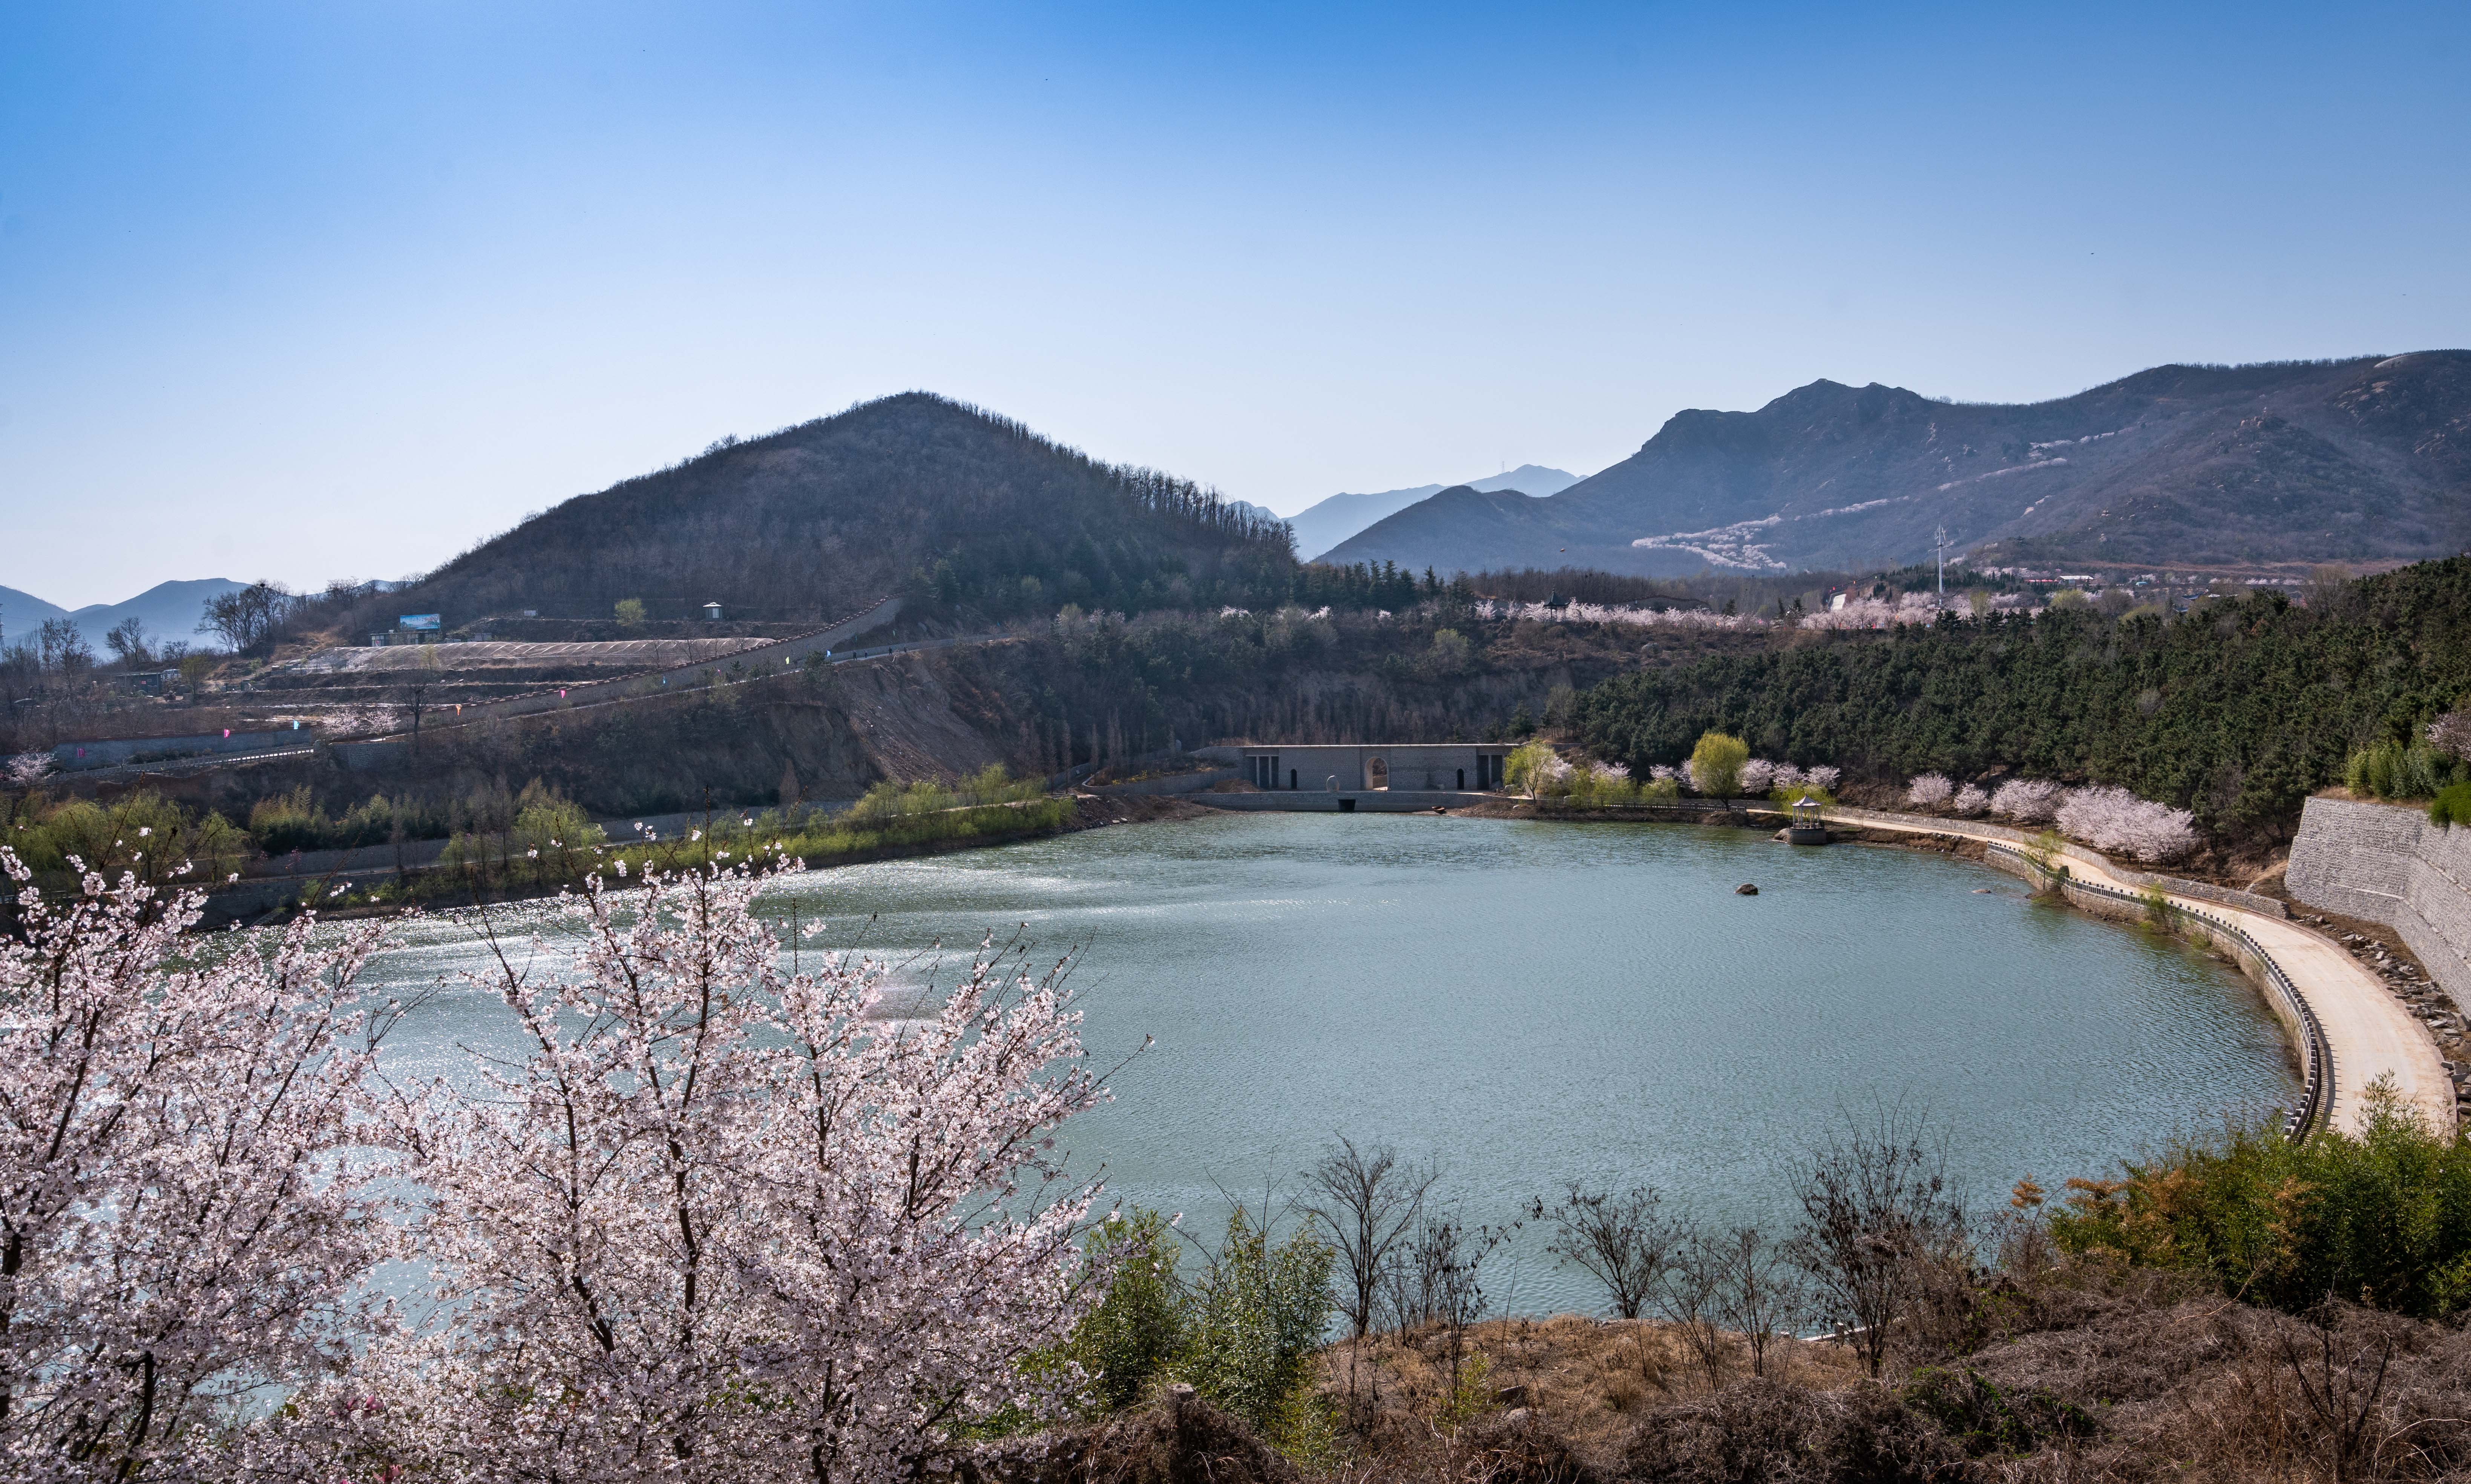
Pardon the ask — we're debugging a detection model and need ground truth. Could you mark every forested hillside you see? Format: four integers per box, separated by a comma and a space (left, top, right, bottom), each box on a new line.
1329, 352, 2471, 576
332, 393, 1299, 633
1574, 557, 2471, 844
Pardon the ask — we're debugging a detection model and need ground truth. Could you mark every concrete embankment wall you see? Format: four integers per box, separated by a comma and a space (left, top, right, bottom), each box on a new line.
2289, 796, 2471, 1009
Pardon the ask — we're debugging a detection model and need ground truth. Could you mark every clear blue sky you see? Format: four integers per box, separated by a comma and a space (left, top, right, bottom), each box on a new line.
3, 1, 2466, 607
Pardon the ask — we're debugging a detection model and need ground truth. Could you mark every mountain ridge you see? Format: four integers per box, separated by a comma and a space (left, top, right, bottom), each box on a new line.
0, 579, 247, 653
330, 392, 1296, 634
1285, 464, 1579, 559
1323, 353, 2471, 575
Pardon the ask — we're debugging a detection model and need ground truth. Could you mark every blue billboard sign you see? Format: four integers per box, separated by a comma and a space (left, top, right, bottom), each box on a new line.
398, 613, 442, 632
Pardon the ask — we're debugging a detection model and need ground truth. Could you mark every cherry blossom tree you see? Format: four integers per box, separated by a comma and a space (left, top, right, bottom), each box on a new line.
1739, 759, 1777, 795
1904, 774, 1954, 808
1803, 765, 1842, 792
2056, 785, 2200, 862
2429, 706, 2471, 760
1990, 779, 2064, 822
363, 859, 1110, 1484
1952, 785, 1991, 816
0, 848, 397, 1481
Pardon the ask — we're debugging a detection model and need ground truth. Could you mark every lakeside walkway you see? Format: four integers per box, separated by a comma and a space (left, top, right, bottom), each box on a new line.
1842, 808, 2452, 1137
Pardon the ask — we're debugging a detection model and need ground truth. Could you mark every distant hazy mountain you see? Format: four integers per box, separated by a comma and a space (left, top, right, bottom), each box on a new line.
1287, 465, 1579, 560
0, 578, 248, 653
1321, 354, 2471, 576
0, 586, 71, 639
1222, 498, 1286, 531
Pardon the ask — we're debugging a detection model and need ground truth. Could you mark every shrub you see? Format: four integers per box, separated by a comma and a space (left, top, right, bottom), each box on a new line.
247, 787, 437, 854
1688, 732, 1750, 799
2050, 1084, 2471, 1318
439, 779, 605, 884
249, 784, 327, 854
848, 764, 1045, 821
1560, 760, 1642, 807
1064, 1211, 1188, 1413
2432, 782, 2471, 828
1182, 1210, 1335, 1437
1905, 774, 1954, 808
1770, 784, 1836, 813
8, 790, 252, 891
2348, 739, 2456, 800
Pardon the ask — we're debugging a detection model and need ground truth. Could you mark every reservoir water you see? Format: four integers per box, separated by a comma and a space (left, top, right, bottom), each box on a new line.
360, 812, 2298, 1315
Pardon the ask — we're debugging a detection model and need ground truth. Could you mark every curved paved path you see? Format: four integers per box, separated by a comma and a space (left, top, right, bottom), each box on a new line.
1845, 811, 2452, 1136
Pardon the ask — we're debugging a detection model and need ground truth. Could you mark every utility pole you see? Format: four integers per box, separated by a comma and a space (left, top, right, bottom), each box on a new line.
1934, 526, 1952, 611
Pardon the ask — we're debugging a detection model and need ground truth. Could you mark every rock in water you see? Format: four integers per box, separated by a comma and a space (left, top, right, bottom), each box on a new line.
1736, 883, 1759, 895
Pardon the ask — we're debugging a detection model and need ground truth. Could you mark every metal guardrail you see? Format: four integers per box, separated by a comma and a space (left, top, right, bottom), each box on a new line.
1987, 843, 2328, 1140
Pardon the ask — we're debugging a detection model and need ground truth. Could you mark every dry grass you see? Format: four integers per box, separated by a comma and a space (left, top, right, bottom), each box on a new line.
969, 1271, 2471, 1481
932, 1207, 2453, 1483
1326, 1315, 1867, 1449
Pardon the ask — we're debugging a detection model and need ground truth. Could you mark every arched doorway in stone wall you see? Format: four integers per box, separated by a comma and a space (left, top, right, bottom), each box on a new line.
1365, 756, 1389, 790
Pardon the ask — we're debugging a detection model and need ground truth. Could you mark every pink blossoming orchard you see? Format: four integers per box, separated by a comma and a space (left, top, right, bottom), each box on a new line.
1905, 773, 2198, 862
0, 847, 1116, 1483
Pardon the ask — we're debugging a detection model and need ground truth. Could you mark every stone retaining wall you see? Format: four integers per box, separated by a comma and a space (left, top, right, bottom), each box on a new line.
2288, 795, 2471, 1010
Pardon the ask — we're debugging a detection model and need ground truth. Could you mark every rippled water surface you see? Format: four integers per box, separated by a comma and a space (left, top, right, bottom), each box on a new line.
359, 813, 2297, 1313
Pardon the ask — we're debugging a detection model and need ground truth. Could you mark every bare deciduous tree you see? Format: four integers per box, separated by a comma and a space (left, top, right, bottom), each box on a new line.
35, 617, 92, 674
1531, 1184, 1683, 1320
1305, 1136, 1434, 1344
197, 581, 294, 653
2275, 1303, 2399, 1484
1660, 1230, 1731, 1388
1705, 1225, 1803, 1378
1383, 1210, 1514, 1394
103, 615, 150, 667
1786, 1105, 1968, 1378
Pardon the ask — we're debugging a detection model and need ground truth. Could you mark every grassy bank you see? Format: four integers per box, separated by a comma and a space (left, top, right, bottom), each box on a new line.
318, 771, 1079, 911
3, 769, 1094, 922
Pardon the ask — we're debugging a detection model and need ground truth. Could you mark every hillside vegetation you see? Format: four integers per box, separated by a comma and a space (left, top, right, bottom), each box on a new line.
324, 392, 1299, 633
1575, 556, 2471, 845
